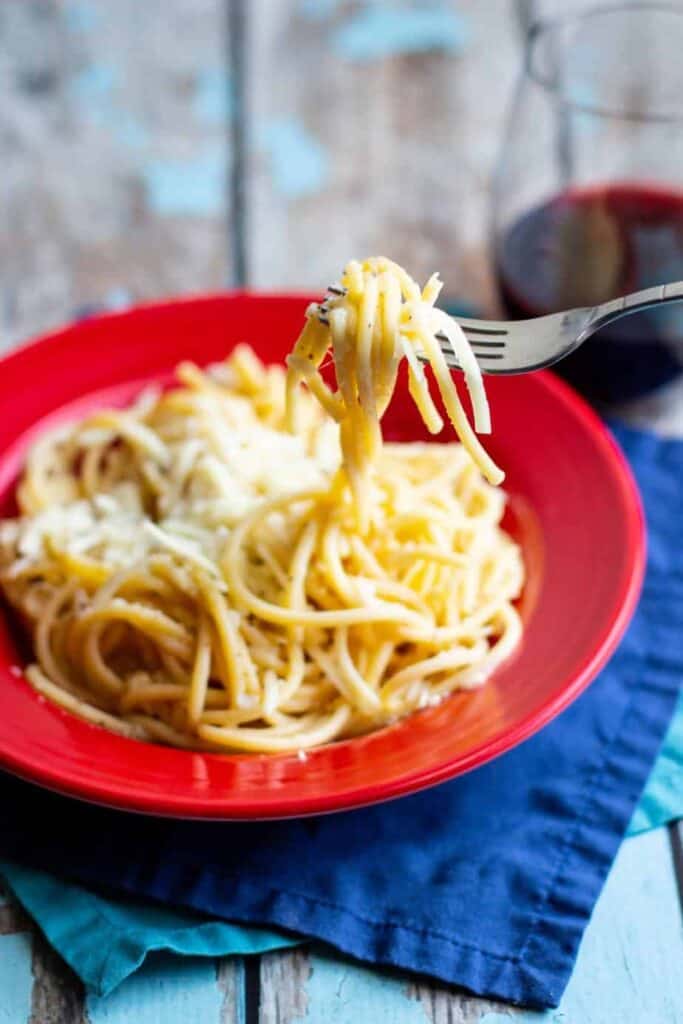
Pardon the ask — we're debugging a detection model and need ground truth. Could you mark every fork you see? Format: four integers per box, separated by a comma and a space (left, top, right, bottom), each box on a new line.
431, 281, 683, 375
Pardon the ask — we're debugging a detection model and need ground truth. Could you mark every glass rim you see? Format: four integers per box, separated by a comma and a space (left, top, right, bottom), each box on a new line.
527, 1, 683, 123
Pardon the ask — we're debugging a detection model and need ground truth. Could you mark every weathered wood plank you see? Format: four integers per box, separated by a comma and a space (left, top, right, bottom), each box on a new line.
245, 1, 520, 310
480, 828, 683, 1023
0, 0, 231, 352
29, 929, 87, 1024
0, 874, 31, 933
0, 932, 34, 1024
86, 956, 241, 1024
671, 821, 683, 916
258, 948, 510, 1024
217, 957, 247, 1024
259, 947, 311, 1023
408, 983, 510, 1024
259, 947, 435, 1024
0, 897, 31, 936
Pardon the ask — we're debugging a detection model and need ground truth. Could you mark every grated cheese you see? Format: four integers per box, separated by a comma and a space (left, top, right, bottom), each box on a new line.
1, 394, 339, 575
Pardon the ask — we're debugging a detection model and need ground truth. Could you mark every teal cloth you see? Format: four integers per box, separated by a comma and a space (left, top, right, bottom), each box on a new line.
1, 648, 681, 995
0, 859, 298, 994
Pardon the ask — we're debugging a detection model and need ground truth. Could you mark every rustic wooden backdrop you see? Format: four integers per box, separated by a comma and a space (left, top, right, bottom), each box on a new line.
0, 0, 527, 351
0, 1, 682, 1022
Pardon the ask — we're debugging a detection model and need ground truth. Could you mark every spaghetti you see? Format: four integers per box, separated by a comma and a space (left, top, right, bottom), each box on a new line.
286, 257, 503, 531
0, 259, 524, 753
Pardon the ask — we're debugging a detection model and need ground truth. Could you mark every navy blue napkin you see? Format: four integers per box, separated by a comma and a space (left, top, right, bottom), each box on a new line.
0, 422, 680, 1009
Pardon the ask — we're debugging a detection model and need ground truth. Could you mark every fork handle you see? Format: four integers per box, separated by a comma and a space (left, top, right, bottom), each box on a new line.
586, 280, 683, 337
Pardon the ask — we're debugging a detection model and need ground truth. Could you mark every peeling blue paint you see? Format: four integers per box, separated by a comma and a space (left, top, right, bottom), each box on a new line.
258, 118, 328, 199
103, 287, 134, 311
65, 1, 100, 33
332, 4, 468, 62
68, 64, 149, 149
113, 112, 149, 149
194, 68, 232, 125
143, 144, 225, 216
86, 954, 225, 1024
290, 954, 426, 1023
300, 0, 352, 19
0, 933, 33, 1024
69, 64, 117, 103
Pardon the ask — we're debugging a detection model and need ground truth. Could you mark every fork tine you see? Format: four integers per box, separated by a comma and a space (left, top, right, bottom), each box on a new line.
422, 353, 461, 371
311, 318, 510, 372
435, 330, 507, 351
458, 325, 508, 336
435, 331, 506, 356
418, 351, 509, 371
442, 320, 508, 336
430, 334, 508, 371
466, 340, 506, 349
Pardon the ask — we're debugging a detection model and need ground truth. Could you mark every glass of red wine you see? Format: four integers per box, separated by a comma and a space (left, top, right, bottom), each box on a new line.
493, 3, 683, 404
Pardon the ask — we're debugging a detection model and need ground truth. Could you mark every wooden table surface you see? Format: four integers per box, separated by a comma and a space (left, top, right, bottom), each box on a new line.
0, 2, 682, 1021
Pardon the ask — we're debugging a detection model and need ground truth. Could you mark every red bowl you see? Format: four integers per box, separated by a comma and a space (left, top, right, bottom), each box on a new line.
0, 294, 645, 818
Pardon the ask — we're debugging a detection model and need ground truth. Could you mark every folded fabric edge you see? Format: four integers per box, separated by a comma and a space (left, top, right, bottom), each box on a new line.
0, 859, 299, 996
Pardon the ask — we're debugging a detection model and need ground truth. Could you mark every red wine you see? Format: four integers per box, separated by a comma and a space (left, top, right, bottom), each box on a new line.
496, 184, 683, 402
